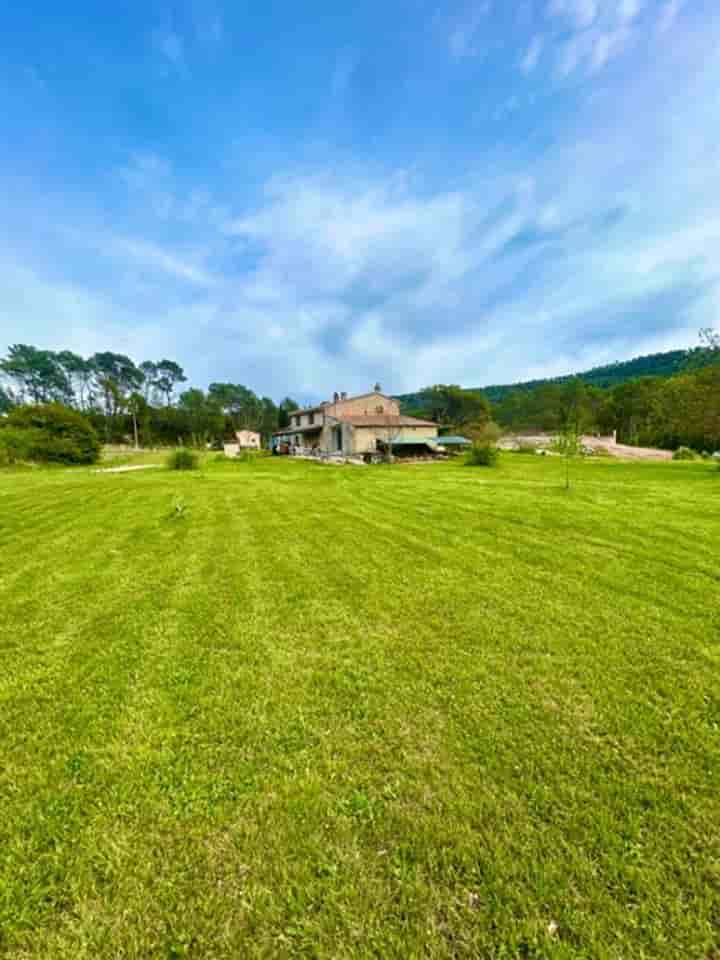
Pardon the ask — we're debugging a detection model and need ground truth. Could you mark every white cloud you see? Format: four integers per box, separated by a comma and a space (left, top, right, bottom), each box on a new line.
628, 219, 720, 276
226, 175, 474, 309
3, 8, 720, 398
521, 35, 544, 73
0, 259, 164, 361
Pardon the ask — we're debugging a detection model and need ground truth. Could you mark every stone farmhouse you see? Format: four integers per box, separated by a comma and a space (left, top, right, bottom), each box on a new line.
273, 390, 438, 456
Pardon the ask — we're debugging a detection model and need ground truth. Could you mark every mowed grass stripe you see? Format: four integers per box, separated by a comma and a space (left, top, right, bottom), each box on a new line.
0, 455, 718, 958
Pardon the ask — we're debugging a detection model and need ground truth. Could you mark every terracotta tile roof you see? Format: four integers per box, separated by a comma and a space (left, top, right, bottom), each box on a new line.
338, 414, 437, 428
291, 391, 393, 416
273, 413, 437, 435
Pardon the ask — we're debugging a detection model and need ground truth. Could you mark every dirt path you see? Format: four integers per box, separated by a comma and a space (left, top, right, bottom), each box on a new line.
581, 437, 673, 461
94, 464, 163, 474
501, 433, 674, 461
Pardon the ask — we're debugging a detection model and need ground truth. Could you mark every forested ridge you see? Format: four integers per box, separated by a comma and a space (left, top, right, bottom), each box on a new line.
397, 346, 716, 408
400, 331, 720, 451
478, 349, 700, 403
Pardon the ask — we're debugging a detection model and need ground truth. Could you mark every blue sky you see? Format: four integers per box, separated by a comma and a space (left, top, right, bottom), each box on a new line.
1, 0, 718, 400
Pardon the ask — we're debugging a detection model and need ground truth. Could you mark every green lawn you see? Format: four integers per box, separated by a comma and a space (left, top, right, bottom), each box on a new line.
1, 455, 718, 959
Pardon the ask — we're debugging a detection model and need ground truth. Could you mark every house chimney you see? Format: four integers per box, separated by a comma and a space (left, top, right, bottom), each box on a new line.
340, 391, 347, 400
333, 391, 339, 403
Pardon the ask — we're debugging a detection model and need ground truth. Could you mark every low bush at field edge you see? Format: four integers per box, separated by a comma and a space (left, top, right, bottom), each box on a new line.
166, 448, 200, 470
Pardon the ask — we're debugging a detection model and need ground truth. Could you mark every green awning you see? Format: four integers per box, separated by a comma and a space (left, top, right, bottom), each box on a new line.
433, 435, 471, 445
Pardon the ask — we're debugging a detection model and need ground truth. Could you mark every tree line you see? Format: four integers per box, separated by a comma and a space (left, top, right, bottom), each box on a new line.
491, 329, 720, 450
2, 329, 718, 452
0, 345, 299, 446
404, 330, 720, 452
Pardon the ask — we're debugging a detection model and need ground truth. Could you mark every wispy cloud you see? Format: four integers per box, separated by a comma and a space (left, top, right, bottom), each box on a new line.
117, 152, 175, 219
556, 18, 634, 76
1, 0, 718, 398
658, 0, 686, 33
521, 35, 544, 73
115, 153, 226, 226
448, 1, 491, 58
547, 0, 598, 30
617, 0, 643, 24
112, 238, 214, 287
151, 28, 185, 69
54, 219, 216, 289
589, 26, 630, 71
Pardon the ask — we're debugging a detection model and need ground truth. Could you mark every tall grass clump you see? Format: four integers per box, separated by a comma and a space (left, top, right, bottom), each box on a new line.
166, 448, 199, 471
672, 446, 697, 461
466, 443, 500, 467
465, 421, 501, 467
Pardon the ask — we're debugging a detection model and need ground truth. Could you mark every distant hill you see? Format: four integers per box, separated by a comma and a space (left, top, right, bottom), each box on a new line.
397, 349, 699, 408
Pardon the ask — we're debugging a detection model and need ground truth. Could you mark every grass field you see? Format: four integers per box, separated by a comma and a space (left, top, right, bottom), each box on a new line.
1, 454, 718, 958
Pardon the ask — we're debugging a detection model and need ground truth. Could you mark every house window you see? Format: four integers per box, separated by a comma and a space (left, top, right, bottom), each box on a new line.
309, 412, 315, 425
376, 405, 384, 414
294, 415, 300, 427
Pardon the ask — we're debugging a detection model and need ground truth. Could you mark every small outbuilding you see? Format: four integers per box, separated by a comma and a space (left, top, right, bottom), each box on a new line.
224, 430, 262, 457
235, 430, 261, 448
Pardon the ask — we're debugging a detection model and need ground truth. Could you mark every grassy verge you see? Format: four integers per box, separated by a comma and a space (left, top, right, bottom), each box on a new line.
0, 455, 718, 958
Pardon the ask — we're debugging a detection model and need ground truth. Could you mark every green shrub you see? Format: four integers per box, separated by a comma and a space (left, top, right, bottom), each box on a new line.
1, 404, 100, 464
0, 427, 38, 465
463, 422, 502, 467
166, 448, 199, 470
466, 443, 500, 467
466, 421, 502, 445
672, 446, 697, 461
